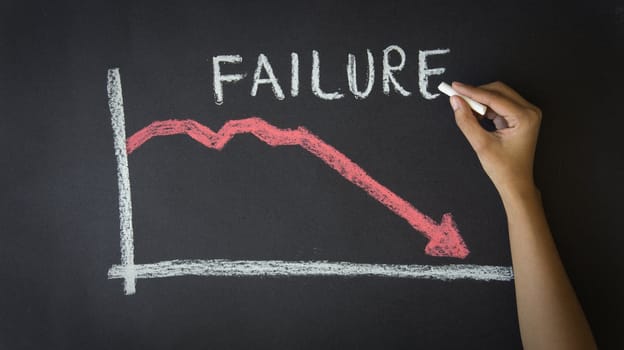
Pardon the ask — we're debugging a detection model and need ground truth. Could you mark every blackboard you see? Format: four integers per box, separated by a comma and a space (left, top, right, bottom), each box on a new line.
2, 1, 621, 349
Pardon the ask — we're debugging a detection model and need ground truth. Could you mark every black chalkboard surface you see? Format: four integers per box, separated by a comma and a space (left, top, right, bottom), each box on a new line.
2, 1, 621, 349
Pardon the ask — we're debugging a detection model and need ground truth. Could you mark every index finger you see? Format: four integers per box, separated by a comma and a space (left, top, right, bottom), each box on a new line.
452, 81, 526, 117
479, 81, 534, 108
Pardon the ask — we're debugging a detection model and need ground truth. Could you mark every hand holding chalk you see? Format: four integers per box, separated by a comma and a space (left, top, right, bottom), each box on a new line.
438, 82, 487, 116
447, 81, 543, 195
449, 82, 598, 350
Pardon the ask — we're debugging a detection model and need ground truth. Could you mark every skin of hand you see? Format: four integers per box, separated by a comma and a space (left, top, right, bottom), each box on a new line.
449, 81, 597, 350
449, 81, 541, 196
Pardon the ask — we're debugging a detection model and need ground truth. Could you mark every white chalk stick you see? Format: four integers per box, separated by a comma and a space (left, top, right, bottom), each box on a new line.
438, 82, 487, 116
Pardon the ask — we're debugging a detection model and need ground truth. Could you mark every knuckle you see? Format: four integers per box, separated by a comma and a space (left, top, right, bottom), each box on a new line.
492, 80, 505, 88
486, 81, 507, 91
535, 107, 543, 119
526, 106, 542, 121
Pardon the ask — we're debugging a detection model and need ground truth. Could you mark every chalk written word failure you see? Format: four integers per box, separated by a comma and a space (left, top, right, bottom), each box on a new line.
212, 45, 450, 105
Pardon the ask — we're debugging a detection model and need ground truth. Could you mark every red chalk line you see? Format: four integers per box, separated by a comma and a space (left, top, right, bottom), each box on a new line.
126, 117, 469, 258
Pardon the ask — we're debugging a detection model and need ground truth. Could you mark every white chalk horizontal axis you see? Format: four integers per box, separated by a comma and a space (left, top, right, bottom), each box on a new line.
108, 259, 513, 286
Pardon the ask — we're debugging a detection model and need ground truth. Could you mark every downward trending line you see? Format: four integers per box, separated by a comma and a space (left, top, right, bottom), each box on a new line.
126, 117, 470, 258
108, 260, 513, 282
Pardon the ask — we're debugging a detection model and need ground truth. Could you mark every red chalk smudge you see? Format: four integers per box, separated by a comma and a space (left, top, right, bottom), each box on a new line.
126, 117, 469, 258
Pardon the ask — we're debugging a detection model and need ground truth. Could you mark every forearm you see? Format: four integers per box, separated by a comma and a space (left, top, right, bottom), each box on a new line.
448, 81, 596, 348
499, 184, 596, 350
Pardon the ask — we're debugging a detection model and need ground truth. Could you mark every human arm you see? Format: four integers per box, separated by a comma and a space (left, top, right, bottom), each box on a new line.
448, 81, 596, 350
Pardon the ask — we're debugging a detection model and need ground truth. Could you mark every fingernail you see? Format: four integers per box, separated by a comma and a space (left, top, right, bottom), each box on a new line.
450, 96, 460, 111
453, 81, 465, 87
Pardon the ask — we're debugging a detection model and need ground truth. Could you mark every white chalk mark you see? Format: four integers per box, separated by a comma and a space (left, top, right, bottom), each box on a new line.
438, 82, 487, 116
213, 55, 247, 105
382, 45, 411, 96
107, 68, 136, 295
312, 50, 344, 100
251, 53, 285, 100
107, 67, 513, 295
108, 259, 513, 282
347, 50, 375, 99
418, 49, 450, 100
291, 52, 299, 97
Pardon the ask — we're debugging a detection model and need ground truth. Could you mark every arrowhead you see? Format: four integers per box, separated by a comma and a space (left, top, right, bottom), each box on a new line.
424, 213, 470, 259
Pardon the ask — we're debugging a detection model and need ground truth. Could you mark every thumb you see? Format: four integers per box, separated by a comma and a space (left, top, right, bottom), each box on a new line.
450, 95, 490, 152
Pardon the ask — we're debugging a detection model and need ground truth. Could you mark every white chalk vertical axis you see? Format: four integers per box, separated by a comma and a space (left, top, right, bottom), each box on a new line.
107, 68, 137, 295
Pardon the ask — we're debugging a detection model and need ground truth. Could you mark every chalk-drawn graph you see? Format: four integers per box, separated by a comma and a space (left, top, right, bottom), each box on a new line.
106, 68, 513, 295
126, 119, 469, 257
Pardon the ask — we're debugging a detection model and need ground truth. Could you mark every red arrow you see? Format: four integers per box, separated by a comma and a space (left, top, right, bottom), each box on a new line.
126, 117, 469, 258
